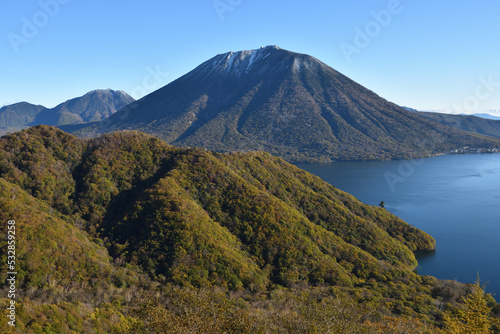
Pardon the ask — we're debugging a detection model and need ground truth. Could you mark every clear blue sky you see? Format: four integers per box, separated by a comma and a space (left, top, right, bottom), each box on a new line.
2, 0, 500, 114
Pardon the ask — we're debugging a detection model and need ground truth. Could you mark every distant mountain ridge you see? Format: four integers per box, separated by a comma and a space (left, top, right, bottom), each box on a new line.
462, 112, 500, 121
400, 106, 418, 112
0, 102, 46, 128
33, 89, 135, 125
69, 46, 500, 162
411, 110, 500, 139
0, 89, 134, 136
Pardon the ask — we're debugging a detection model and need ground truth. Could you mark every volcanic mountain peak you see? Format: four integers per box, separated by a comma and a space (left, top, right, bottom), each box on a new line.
199, 45, 285, 79
194, 44, 325, 82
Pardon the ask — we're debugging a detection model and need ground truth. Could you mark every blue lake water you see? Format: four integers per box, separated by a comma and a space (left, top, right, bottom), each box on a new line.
296, 153, 500, 296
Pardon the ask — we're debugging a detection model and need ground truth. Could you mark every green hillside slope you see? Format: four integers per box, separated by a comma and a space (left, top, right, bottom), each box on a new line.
0, 126, 497, 333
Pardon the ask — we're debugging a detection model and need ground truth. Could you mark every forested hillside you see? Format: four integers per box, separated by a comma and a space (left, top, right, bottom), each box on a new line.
413, 110, 500, 139
0, 126, 498, 333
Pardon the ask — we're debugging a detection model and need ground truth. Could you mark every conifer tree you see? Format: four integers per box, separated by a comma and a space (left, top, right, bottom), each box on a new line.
444, 276, 496, 334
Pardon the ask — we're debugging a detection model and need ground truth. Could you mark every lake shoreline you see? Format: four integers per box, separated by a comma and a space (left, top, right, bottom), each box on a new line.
297, 154, 500, 296
292, 150, 500, 165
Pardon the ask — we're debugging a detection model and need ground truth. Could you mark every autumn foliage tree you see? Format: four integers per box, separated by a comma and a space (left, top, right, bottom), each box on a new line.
443, 277, 498, 334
